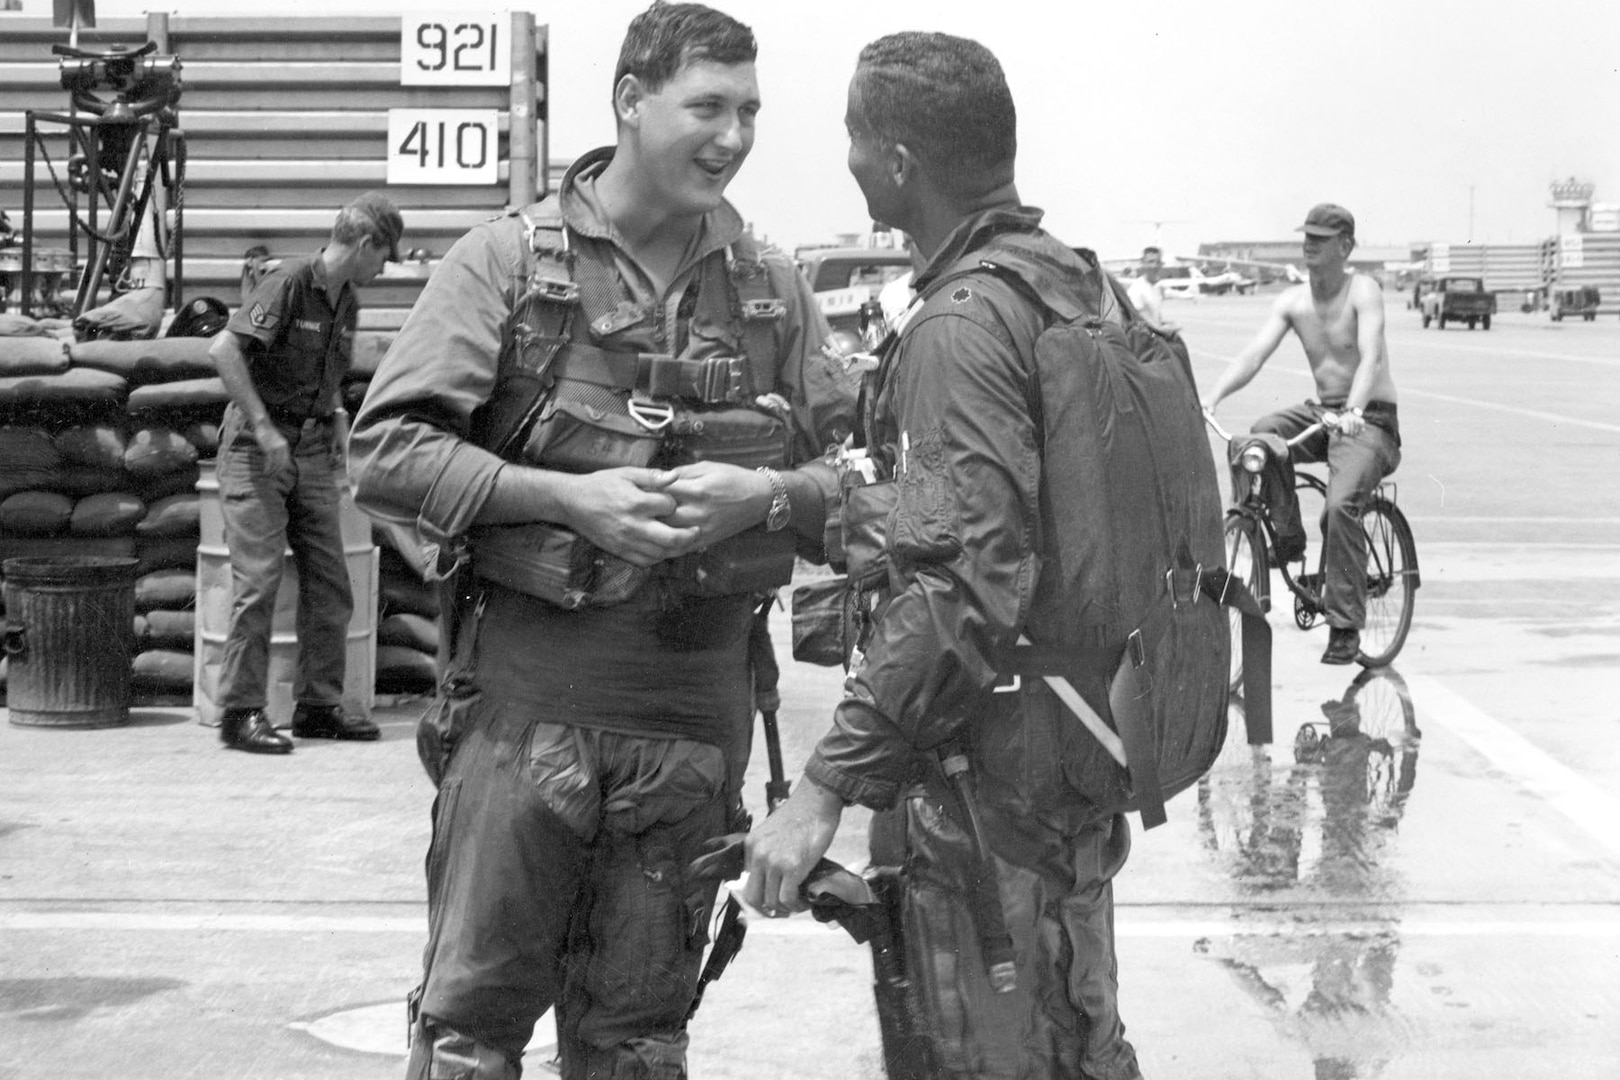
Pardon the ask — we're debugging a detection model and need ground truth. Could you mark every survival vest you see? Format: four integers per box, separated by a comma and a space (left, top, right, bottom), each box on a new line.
463, 204, 798, 609
815, 235, 1272, 829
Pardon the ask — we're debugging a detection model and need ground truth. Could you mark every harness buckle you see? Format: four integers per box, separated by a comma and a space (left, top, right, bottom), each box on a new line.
627, 396, 675, 432
992, 674, 1022, 695
1126, 629, 1146, 669
741, 298, 786, 322
702, 357, 748, 404
535, 277, 580, 305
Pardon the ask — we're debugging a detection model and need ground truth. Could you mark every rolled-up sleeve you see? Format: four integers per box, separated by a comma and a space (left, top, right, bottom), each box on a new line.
349, 220, 522, 545
804, 298, 1043, 809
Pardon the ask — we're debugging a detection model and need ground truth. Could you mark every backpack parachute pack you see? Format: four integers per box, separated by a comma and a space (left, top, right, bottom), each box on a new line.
808, 236, 1272, 829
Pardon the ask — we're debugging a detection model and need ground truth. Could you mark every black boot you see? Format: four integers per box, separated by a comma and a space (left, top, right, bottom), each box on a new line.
220, 708, 294, 754
291, 702, 380, 741
1320, 627, 1360, 665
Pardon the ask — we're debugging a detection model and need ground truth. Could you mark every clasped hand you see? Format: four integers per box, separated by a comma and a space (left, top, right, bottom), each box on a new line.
563, 460, 770, 567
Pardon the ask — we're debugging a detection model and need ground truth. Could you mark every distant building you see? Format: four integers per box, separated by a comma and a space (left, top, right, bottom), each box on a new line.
1197, 239, 1421, 280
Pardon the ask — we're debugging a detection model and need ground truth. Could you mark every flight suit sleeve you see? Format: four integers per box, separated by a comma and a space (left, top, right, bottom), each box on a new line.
348, 219, 523, 547
764, 248, 859, 558
803, 293, 1044, 809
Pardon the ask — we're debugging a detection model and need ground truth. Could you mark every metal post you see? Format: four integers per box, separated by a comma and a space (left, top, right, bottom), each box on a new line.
22, 113, 36, 317
507, 12, 537, 210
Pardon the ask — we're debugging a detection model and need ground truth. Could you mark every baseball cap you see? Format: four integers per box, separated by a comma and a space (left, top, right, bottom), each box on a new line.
1298, 203, 1355, 239
346, 191, 404, 261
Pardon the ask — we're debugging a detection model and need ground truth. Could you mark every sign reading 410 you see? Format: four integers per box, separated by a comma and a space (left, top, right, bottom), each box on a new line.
387, 109, 499, 185
401, 13, 509, 86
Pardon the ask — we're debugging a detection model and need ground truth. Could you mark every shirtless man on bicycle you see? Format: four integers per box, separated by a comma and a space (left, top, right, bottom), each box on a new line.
1201, 203, 1402, 665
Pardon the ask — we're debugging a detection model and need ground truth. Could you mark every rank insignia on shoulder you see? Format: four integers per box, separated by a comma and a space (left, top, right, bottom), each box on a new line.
951, 286, 973, 304
249, 302, 277, 329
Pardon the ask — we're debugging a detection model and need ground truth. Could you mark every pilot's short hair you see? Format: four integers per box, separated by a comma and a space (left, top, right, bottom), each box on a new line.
849, 32, 1015, 202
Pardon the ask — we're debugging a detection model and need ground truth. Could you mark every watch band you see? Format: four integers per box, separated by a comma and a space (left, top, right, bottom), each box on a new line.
757, 466, 791, 532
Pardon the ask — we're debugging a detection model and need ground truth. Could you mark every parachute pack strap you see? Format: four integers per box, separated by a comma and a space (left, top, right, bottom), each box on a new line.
1107, 629, 1167, 828
1010, 635, 1129, 769
518, 209, 579, 341
726, 239, 782, 397
1204, 566, 1274, 746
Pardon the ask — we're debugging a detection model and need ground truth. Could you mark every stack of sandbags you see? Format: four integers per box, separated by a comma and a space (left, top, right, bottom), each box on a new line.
0, 332, 226, 706
372, 524, 439, 698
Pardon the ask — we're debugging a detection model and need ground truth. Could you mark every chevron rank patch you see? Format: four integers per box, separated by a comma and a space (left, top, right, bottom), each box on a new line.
249, 302, 277, 330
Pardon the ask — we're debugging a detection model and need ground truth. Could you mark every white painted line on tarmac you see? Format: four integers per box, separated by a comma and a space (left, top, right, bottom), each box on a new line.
1184, 347, 1620, 435
4, 909, 1619, 940
1405, 673, 1620, 859
1399, 340, 1620, 370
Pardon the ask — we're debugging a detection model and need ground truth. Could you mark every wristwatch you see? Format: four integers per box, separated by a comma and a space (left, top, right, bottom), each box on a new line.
757, 467, 791, 532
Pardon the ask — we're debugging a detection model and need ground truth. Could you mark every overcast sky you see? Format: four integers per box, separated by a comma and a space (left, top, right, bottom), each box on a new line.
69, 0, 1620, 258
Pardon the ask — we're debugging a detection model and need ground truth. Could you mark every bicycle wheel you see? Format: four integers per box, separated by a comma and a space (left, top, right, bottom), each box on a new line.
1223, 511, 1267, 690
1356, 498, 1418, 667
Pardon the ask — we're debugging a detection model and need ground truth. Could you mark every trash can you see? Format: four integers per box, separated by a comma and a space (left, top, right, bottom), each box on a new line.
3, 555, 138, 728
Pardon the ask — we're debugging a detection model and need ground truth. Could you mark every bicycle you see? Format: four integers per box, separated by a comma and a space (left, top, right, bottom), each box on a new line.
1203, 409, 1420, 673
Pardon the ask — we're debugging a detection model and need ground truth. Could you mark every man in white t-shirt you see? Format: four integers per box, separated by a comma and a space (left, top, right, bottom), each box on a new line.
1125, 245, 1179, 333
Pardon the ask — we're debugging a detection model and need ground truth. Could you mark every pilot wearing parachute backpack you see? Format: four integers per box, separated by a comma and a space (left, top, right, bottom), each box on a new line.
745, 31, 1270, 1079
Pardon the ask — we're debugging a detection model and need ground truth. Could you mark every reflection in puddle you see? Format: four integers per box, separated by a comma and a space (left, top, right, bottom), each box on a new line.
1197, 668, 1423, 1077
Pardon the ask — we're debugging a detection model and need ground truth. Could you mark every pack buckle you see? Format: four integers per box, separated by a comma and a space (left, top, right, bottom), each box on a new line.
628, 396, 674, 432
741, 298, 786, 322
535, 277, 580, 305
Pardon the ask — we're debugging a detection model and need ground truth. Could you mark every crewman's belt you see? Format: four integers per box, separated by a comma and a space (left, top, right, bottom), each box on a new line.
556, 344, 749, 405
265, 404, 334, 427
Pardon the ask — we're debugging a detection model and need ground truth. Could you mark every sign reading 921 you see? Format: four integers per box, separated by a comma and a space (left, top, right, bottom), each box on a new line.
401, 14, 509, 86
387, 109, 499, 185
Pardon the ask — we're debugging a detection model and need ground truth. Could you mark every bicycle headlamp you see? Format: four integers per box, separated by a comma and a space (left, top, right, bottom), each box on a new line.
1239, 445, 1269, 474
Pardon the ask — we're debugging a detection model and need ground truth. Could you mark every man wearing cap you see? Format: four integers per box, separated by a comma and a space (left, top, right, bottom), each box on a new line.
207, 191, 404, 753
1202, 202, 1401, 665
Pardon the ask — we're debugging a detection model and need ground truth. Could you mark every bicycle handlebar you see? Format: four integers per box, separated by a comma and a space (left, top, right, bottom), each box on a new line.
1202, 408, 1337, 449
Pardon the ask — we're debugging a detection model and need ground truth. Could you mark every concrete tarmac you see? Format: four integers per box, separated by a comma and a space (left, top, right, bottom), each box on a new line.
3, 295, 1618, 1079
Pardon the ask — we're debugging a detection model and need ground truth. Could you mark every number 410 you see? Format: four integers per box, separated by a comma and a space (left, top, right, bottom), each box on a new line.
397, 120, 490, 170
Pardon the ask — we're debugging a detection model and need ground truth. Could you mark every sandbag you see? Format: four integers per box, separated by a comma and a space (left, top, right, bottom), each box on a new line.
0, 492, 74, 537
52, 466, 131, 498
375, 645, 437, 694
55, 422, 128, 470
130, 649, 195, 690
377, 612, 438, 654
182, 419, 220, 458
0, 334, 70, 375
0, 427, 63, 498
0, 367, 127, 407
124, 424, 200, 478
135, 463, 201, 503
380, 572, 440, 619
0, 313, 48, 339
126, 376, 230, 413
136, 492, 200, 537
70, 491, 147, 537
134, 568, 195, 611
70, 336, 216, 384
135, 535, 200, 575
0, 490, 73, 536
133, 609, 196, 649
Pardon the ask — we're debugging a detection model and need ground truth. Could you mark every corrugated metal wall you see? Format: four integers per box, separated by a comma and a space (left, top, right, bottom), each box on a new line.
2, 14, 559, 328
1547, 233, 1620, 318
1423, 242, 1546, 294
